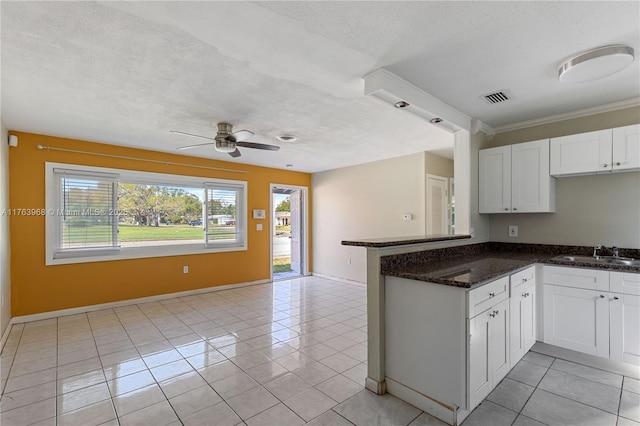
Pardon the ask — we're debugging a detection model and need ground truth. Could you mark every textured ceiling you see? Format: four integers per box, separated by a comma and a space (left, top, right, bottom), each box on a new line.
2, 1, 639, 173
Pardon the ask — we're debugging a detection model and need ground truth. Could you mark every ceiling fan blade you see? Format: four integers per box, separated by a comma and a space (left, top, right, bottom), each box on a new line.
228, 148, 242, 158
176, 142, 215, 150
170, 130, 216, 141
227, 130, 254, 143
236, 141, 280, 151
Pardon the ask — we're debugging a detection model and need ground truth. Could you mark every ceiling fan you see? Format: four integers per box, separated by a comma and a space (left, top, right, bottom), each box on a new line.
172, 122, 280, 158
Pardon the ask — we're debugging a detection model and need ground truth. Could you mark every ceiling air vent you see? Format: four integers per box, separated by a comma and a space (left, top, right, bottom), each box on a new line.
482, 91, 510, 105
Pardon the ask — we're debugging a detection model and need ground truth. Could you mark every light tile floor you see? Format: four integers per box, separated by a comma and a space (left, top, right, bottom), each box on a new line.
0, 276, 638, 426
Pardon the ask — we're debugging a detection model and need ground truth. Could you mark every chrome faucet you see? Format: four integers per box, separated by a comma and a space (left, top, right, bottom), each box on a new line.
594, 245, 620, 258
593, 245, 602, 258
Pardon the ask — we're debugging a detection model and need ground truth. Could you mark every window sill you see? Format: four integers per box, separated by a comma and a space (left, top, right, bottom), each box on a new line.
46, 242, 247, 266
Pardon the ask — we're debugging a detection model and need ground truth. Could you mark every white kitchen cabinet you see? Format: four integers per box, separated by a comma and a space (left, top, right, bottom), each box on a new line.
469, 298, 510, 409
478, 145, 511, 213
479, 139, 555, 213
612, 124, 640, 172
550, 124, 640, 176
385, 273, 512, 425
509, 267, 536, 368
610, 272, 640, 366
543, 266, 640, 366
543, 284, 610, 358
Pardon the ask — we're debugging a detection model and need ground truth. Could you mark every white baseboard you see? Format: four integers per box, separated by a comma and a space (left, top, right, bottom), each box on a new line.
311, 272, 366, 287
9, 278, 271, 326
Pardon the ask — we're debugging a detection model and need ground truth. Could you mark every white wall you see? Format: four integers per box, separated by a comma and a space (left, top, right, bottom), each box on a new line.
0, 118, 11, 339
312, 136, 492, 284
312, 153, 426, 283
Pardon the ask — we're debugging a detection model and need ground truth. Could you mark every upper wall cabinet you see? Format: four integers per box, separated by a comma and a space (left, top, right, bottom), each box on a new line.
550, 124, 640, 177
479, 139, 555, 214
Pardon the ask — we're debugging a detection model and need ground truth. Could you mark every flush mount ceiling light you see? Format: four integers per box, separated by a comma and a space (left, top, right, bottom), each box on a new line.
558, 44, 635, 83
276, 134, 297, 142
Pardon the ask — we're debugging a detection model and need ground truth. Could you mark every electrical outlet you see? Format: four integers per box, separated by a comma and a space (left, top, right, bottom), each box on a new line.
508, 225, 518, 237
183, 266, 189, 274
403, 213, 413, 221
256, 224, 263, 231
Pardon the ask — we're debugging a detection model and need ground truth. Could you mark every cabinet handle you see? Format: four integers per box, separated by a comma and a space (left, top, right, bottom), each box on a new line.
493, 310, 499, 316
513, 207, 518, 211
504, 208, 509, 211
522, 292, 530, 298
599, 294, 605, 298
489, 312, 496, 318
603, 164, 609, 168
489, 292, 496, 297
613, 296, 619, 300
615, 162, 621, 166
522, 278, 528, 282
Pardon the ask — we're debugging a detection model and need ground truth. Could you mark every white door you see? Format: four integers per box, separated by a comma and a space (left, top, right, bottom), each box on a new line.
550, 129, 612, 175
511, 139, 553, 213
426, 174, 448, 234
490, 298, 510, 384
610, 293, 640, 365
612, 124, 640, 171
289, 190, 301, 274
468, 311, 491, 409
543, 285, 609, 358
478, 146, 511, 213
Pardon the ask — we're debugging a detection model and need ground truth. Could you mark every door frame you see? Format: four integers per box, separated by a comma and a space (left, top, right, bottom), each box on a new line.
269, 183, 309, 281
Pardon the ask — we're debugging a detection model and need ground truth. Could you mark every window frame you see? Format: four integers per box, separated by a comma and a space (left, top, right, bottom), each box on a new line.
45, 162, 248, 266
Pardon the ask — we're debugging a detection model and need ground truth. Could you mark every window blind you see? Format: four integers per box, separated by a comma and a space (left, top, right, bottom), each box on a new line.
204, 183, 244, 247
54, 169, 119, 256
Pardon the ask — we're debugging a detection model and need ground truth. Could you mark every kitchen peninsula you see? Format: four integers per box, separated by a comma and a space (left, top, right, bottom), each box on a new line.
342, 237, 640, 425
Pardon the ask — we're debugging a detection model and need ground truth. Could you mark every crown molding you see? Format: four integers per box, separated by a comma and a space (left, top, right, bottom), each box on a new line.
494, 97, 640, 134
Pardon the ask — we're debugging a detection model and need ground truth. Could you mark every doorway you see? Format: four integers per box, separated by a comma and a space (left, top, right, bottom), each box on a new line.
426, 174, 449, 235
271, 184, 308, 281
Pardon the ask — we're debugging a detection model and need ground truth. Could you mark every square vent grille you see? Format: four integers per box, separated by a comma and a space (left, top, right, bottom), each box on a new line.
482, 91, 510, 104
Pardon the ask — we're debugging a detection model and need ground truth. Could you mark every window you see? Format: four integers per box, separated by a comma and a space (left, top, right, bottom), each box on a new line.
46, 163, 247, 265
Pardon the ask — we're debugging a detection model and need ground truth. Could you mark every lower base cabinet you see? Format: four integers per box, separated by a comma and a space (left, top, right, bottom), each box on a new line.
469, 298, 510, 409
543, 266, 640, 365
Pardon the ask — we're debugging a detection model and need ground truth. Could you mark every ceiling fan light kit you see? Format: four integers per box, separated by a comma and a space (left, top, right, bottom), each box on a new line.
558, 44, 635, 83
172, 122, 280, 157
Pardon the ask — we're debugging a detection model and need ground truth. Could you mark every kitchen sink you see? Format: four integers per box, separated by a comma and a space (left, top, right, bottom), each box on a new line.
552, 255, 640, 267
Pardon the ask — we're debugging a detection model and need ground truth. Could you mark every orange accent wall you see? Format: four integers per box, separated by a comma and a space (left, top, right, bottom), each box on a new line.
8, 132, 312, 316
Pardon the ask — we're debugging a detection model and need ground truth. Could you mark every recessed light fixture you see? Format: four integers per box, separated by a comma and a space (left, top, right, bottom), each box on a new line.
276, 134, 297, 142
558, 44, 635, 83
394, 100, 410, 108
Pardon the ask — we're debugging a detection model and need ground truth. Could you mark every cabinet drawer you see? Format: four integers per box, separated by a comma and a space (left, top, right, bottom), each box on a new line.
611, 272, 640, 295
543, 265, 609, 291
468, 276, 509, 318
511, 267, 536, 292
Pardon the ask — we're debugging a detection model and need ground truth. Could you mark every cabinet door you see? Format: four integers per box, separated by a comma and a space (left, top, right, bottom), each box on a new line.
550, 129, 612, 176
469, 310, 491, 409
612, 124, 640, 172
479, 146, 511, 213
543, 285, 609, 357
522, 283, 536, 353
610, 293, 640, 366
468, 298, 510, 409
510, 281, 535, 368
490, 298, 511, 384
511, 139, 555, 213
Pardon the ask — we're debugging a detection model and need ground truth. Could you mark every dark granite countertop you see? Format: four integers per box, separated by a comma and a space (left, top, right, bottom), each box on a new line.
341, 234, 471, 248
381, 242, 640, 290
